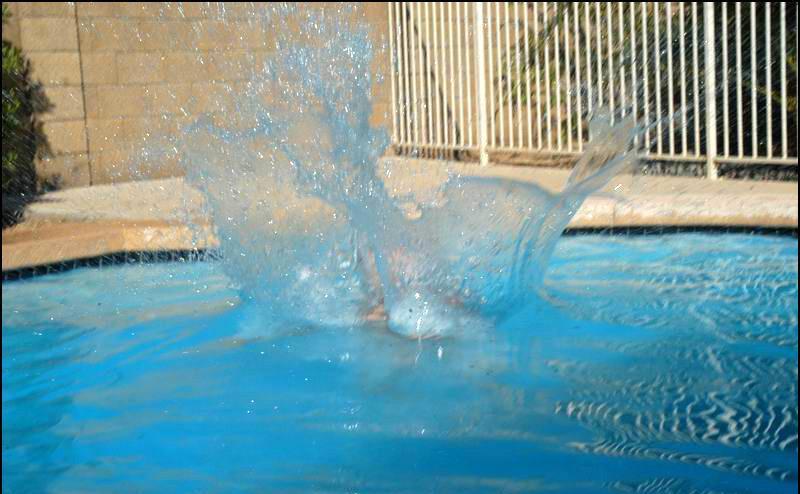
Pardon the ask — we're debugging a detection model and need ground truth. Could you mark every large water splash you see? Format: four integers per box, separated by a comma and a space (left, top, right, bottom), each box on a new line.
163, 5, 640, 339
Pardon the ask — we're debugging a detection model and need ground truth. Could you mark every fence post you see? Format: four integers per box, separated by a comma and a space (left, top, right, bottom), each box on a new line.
387, 2, 398, 146
474, 2, 489, 167
703, 2, 718, 179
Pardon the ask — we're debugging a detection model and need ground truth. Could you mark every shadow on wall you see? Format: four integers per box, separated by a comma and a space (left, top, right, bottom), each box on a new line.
2, 5, 56, 228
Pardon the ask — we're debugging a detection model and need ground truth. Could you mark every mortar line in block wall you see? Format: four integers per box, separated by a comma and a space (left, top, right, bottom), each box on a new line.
73, 2, 93, 185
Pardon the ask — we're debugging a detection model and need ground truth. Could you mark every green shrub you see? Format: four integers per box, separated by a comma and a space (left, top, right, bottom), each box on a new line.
2, 4, 40, 225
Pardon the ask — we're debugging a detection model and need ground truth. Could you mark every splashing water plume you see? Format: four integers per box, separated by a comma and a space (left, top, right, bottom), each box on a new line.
159, 5, 640, 339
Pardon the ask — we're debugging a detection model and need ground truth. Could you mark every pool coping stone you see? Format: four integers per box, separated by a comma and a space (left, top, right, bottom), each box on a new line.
3, 158, 797, 272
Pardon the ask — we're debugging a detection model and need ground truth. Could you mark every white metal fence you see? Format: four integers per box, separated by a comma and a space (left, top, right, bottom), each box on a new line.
387, 2, 798, 178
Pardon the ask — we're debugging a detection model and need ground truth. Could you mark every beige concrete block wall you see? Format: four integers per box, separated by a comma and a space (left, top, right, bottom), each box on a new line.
2, 2, 21, 46
6, 2, 92, 188
6, 2, 392, 188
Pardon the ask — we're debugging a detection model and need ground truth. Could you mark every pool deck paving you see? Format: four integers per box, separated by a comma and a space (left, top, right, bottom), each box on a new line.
2, 158, 797, 272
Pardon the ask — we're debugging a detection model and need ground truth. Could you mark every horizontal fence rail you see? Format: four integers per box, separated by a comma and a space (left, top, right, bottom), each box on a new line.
387, 2, 798, 178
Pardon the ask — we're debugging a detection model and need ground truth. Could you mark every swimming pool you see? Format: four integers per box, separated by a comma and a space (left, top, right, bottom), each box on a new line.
3, 233, 797, 493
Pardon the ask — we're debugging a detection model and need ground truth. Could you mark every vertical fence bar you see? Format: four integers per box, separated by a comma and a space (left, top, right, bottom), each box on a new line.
750, 2, 757, 156
514, 2, 523, 148
692, 3, 700, 156
456, 2, 465, 147
544, 3, 552, 149
438, 2, 448, 147
407, 1, 414, 147
606, 2, 614, 119
618, 3, 625, 117
524, 4, 533, 149
565, 10, 573, 151
535, 3, 542, 148
574, 3, 583, 150
584, 3, 593, 115
667, 3, 674, 154
448, 2, 456, 146
424, 2, 433, 146
405, 2, 413, 147
465, 2, 473, 147
409, 2, 419, 147
630, 3, 637, 146
654, 4, 662, 154
765, 4, 772, 158
780, 2, 788, 158
431, 2, 441, 148
396, 3, 407, 145
486, 2, 500, 146
485, 2, 492, 146
388, 3, 398, 144
495, 2, 505, 147
463, 2, 468, 147
413, 1, 422, 146
703, 2, 718, 179
409, 1, 415, 148
735, 3, 743, 157
642, 2, 650, 149
722, 3, 729, 157
475, 2, 489, 165
680, 2, 688, 155
415, 2, 427, 145
555, 7, 562, 150
504, 2, 513, 148
595, 2, 603, 107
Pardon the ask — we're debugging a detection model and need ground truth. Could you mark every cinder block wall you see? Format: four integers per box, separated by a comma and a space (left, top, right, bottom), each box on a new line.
4, 2, 91, 187
4, 2, 391, 188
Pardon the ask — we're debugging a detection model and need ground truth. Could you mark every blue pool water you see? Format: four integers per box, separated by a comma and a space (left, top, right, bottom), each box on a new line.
3, 233, 797, 493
